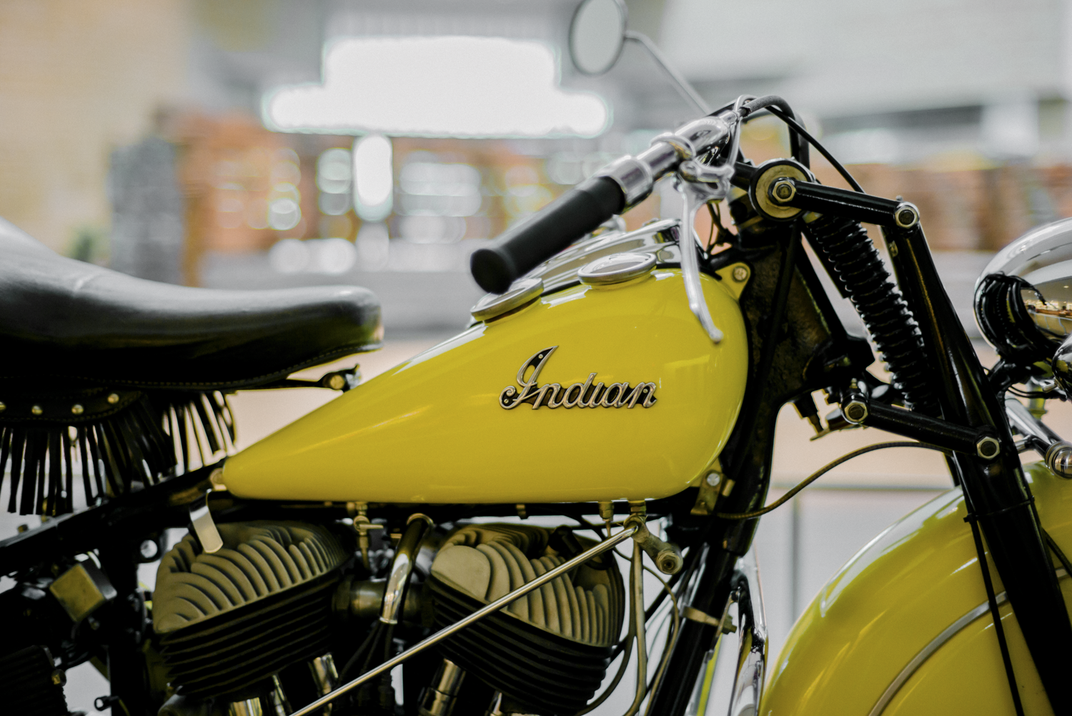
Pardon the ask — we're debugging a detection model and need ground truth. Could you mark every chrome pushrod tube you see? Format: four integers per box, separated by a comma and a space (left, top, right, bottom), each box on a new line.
287, 524, 640, 716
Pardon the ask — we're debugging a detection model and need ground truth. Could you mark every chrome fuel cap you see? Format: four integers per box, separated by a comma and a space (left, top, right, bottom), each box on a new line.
471, 277, 544, 321
578, 252, 656, 286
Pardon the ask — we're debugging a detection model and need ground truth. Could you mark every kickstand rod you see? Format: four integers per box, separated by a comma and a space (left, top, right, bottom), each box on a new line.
288, 524, 640, 716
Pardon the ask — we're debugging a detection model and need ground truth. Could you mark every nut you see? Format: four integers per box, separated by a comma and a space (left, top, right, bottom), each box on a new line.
770, 178, 796, 203
894, 203, 919, 229
976, 436, 1001, 460
843, 400, 868, 424
657, 550, 683, 575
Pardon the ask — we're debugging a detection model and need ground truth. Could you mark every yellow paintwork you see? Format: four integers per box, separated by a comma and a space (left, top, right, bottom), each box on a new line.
762, 461, 1072, 715
223, 267, 749, 503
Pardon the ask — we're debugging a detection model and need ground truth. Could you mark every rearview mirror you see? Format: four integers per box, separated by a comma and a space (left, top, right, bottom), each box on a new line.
568, 0, 627, 76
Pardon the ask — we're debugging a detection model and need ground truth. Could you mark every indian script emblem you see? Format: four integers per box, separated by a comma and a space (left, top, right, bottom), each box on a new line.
499, 346, 657, 410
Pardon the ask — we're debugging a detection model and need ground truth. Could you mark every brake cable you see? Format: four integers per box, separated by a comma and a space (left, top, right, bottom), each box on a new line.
717, 441, 951, 521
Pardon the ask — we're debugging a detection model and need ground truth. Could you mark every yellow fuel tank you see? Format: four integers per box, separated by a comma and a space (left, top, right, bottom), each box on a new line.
223, 266, 749, 504
762, 461, 1072, 716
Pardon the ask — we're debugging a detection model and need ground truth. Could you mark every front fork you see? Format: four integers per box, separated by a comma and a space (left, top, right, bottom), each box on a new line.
683, 549, 768, 716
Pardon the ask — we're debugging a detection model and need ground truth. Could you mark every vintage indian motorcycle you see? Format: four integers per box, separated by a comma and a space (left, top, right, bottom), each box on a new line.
6, 10, 1072, 716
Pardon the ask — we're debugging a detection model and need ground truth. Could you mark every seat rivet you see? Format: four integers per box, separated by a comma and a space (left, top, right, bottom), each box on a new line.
107, 393, 120, 404
31, 405, 43, 416
71, 404, 84, 415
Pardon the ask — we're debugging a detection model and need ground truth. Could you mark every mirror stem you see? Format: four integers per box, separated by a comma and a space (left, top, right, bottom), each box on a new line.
624, 31, 710, 115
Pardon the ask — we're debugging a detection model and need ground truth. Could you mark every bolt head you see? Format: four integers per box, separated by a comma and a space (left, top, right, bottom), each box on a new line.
139, 539, 158, 559
327, 374, 346, 390
31, 405, 43, 416
0, 401, 5, 412
71, 404, 84, 415
107, 393, 120, 404
705, 472, 721, 487
732, 265, 749, 283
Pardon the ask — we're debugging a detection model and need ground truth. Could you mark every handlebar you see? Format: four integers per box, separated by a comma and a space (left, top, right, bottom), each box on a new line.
470, 176, 624, 294
469, 112, 738, 294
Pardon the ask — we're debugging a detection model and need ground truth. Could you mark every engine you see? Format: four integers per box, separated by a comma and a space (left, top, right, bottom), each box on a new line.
150, 519, 625, 716
427, 524, 625, 715
152, 522, 349, 715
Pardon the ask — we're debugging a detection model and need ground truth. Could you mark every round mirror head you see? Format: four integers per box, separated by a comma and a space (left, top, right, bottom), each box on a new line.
1053, 334, 1072, 395
568, 0, 627, 76
976, 216, 1072, 365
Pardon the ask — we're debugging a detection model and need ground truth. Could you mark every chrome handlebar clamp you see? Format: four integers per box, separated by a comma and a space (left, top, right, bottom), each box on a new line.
597, 108, 742, 344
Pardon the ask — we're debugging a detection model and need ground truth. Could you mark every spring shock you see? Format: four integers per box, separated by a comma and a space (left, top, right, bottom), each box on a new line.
803, 214, 941, 415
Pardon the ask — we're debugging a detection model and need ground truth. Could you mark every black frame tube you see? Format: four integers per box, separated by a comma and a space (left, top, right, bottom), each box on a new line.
884, 222, 1072, 711
766, 177, 1072, 710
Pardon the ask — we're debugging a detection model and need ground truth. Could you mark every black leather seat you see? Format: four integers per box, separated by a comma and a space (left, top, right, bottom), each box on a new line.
0, 219, 382, 389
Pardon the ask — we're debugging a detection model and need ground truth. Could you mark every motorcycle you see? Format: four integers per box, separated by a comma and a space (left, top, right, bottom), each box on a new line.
4, 1, 1072, 714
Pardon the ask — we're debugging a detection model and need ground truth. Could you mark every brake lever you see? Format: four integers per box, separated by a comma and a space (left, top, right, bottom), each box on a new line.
674, 161, 734, 343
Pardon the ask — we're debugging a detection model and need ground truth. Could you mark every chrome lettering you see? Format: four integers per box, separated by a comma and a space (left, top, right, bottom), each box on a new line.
499, 346, 657, 411
499, 347, 557, 409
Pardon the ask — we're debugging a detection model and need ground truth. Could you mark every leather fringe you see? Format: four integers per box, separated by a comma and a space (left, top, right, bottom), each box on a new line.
0, 392, 234, 516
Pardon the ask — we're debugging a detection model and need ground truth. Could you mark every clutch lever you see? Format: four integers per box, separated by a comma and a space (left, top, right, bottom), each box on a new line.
674, 159, 734, 343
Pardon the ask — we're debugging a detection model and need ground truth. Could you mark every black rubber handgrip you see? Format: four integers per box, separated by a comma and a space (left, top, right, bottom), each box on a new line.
470, 175, 625, 293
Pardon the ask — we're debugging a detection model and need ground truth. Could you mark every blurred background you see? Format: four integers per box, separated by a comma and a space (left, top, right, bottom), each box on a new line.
5, 0, 1072, 710
6, 0, 1071, 328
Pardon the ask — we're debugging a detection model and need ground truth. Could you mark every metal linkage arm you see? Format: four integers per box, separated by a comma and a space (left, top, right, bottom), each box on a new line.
840, 393, 1000, 459
1005, 398, 1072, 478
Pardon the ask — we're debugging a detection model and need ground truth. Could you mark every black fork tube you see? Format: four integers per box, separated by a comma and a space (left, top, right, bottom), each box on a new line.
886, 224, 1072, 712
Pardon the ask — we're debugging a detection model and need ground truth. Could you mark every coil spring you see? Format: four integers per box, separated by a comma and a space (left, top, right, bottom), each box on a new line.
803, 214, 940, 415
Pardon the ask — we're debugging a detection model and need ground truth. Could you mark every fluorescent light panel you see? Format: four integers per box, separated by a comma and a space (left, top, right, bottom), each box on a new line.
264, 36, 610, 138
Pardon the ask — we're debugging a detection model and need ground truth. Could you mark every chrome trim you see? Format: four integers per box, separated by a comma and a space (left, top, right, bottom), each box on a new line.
270, 674, 292, 716
498, 346, 658, 410
625, 515, 683, 574
229, 699, 264, 716
870, 567, 1069, 716
189, 491, 223, 554
380, 515, 433, 625
677, 174, 728, 343
624, 539, 648, 716
287, 524, 639, 716
419, 659, 466, 716
309, 654, 339, 704
578, 252, 656, 286
595, 111, 735, 216
598, 155, 655, 206
1005, 397, 1072, 477
978, 216, 1072, 339
520, 218, 679, 295
727, 548, 768, 716
623, 30, 711, 116
471, 278, 543, 322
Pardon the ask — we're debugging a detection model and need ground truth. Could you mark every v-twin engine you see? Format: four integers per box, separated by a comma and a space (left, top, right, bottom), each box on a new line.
151, 520, 624, 716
